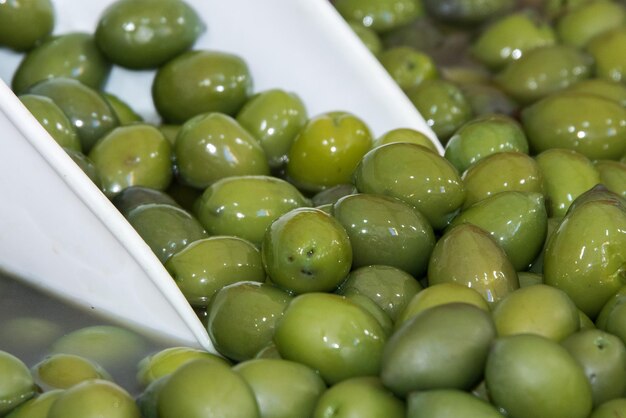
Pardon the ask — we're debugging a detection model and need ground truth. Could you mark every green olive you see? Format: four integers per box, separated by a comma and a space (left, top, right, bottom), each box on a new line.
207, 281, 292, 362
462, 151, 544, 208
348, 22, 383, 56
381, 303, 496, 396
19, 94, 81, 151
0, 0, 54, 51
0, 351, 36, 415
422, 0, 514, 24
333, 193, 435, 276
194, 175, 309, 246
428, 223, 519, 305
47, 379, 141, 418
595, 160, 626, 198
262, 208, 352, 294
336, 265, 422, 323
236, 89, 308, 169
334, 0, 423, 33
444, 113, 529, 173
495, 45, 593, 104
522, 92, 626, 160
535, 148, 601, 218
485, 334, 593, 418
88, 124, 173, 198
165, 236, 265, 308
371, 127, 438, 152
112, 186, 180, 217
471, 11, 556, 70
64, 148, 102, 187
153, 50, 252, 123
234, 358, 326, 418
379, 46, 438, 91
590, 399, 626, 418
32, 353, 111, 390
354, 142, 465, 230
95, 0, 204, 69
405, 79, 473, 141
564, 78, 626, 106
103, 93, 143, 126
12, 32, 111, 94
311, 183, 358, 207
557, 0, 626, 47
273, 292, 386, 385
586, 27, 626, 83
286, 111, 373, 193
174, 112, 269, 189
407, 389, 503, 418
5, 390, 63, 418
27, 78, 119, 153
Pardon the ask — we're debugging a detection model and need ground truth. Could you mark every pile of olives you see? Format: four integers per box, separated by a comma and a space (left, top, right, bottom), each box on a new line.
1, 0, 626, 416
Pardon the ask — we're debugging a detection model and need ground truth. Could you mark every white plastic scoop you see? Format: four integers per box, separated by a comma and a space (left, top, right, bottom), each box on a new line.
0, 0, 440, 352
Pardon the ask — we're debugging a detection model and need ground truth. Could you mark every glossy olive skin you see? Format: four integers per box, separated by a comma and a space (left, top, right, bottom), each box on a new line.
444, 113, 528, 173
236, 89, 308, 169
165, 236, 265, 308
112, 186, 180, 217
372, 128, 438, 152
88, 124, 173, 197
496, 45, 592, 104
381, 303, 496, 396
543, 191, 626, 318
344, 292, 394, 336
64, 148, 102, 187
448, 191, 547, 271
273, 293, 386, 385
47, 379, 140, 418
595, 160, 626, 198
137, 347, 229, 387
406, 79, 473, 141
564, 78, 626, 106
471, 11, 556, 70
157, 359, 260, 418
587, 27, 626, 83
428, 224, 519, 305
153, 50, 252, 123
19, 94, 81, 151
423, 0, 513, 24
32, 353, 111, 390
103, 93, 143, 126
287, 111, 372, 193
311, 183, 357, 207
535, 148, 601, 218
486, 334, 593, 418
207, 281, 292, 362
334, 0, 423, 33
0, 0, 53, 51
12, 33, 111, 94
562, 329, 626, 407
313, 377, 404, 418
0, 351, 36, 415
95, 0, 204, 69
407, 389, 503, 418
379, 46, 437, 91
194, 175, 309, 246
234, 359, 326, 418
333, 193, 435, 276
174, 112, 269, 189
5, 390, 62, 418
462, 151, 544, 208
126, 203, 207, 263
336, 265, 422, 323
262, 208, 352, 294
557, 0, 626, 48
522, 93, 626, 160
492, 284, 580, 341
354, 143, 465, 230
27, 78, 119, 153
396, 282, 489, 327
348, 22, 382, 56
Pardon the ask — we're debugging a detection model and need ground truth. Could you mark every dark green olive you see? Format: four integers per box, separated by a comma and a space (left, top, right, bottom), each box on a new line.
311, 184, 358, 207
406, 79, 473, 141
64, 148, 102, 187
207, 281, 292, 362
0, 0, 54, 51
19, 94, 81, 151
334, 0, 423, 33
112, 186, 180, 217
407, 389, 503, 418
103, 93, 143, 125
95, 0, 205, 69
522, 92, 626, 160
152, 50, 252, 123
12, 32, 111, 94
333, 193, 435, 277
27, 78, 119, 153
422, 0, 514, 24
